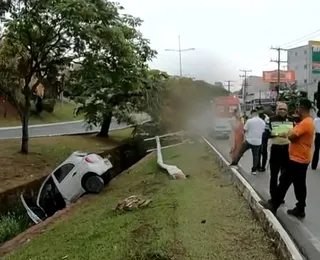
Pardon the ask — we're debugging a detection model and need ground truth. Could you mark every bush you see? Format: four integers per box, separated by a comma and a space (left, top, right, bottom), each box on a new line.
0, 211, 30, 244
42, 99, 56, 113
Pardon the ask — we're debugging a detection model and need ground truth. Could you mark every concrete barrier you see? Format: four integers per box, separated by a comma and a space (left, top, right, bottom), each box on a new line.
203, 137, 304, 260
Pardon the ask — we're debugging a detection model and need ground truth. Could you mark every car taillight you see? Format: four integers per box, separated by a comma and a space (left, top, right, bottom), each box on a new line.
85, 156, 94, 163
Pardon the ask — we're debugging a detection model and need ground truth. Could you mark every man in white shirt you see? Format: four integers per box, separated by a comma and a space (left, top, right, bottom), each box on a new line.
230, 109, 266, 175
311, 110, 320, 169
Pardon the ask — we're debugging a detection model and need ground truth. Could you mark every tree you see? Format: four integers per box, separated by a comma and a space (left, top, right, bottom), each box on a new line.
0, 0, 134, 152
66, 13, 157, 137
278, 84, 310, 115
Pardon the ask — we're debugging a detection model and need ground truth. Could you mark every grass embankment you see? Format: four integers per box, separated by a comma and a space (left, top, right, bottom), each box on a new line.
0, 128, 133, 193
0, 101, 82, 127
4, 143, 278, 260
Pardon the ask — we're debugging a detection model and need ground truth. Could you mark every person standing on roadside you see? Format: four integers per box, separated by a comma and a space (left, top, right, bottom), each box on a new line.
311, 110, 320, 170
260, 99, 314, 218
229, 109, 245, 161
230, 109, 265, 175
267, 102, 294, 201
256, 107, 270, 172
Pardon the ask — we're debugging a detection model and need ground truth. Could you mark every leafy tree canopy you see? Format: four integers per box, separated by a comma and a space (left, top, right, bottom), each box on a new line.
0, 0, 154, 151
66, 14, 157, 136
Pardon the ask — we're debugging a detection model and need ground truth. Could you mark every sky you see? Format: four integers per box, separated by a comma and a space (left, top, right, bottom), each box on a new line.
119, 0, 320, 90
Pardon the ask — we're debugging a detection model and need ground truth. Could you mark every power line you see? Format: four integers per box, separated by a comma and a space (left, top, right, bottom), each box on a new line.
239, 69, 252, 116
165, 35, 195, 77
224, 80, 234, 92
280, 28, 320, 48
270, 47, 287, 100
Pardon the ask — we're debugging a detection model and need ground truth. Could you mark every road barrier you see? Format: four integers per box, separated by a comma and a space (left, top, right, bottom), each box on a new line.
145, 131, 187, 179
203, 137, 304, 260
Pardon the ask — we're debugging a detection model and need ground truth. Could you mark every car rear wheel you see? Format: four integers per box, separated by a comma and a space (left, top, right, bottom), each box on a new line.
83, 175, 104, 194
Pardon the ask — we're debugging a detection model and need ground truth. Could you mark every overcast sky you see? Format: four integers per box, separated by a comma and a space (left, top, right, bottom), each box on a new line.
119, 0, 320, 90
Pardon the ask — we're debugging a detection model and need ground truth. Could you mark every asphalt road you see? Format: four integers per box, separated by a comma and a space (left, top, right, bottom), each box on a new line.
0, 114, 149, 139
212, 138, 320, 260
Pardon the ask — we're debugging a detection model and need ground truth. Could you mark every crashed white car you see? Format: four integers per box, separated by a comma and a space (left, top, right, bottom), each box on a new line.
21, 151, 113, 224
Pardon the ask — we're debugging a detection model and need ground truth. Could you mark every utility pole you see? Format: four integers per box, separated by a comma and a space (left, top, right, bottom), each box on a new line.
239, 69, 252, 117
270, 47, 287, 100
224, 80, 234, 92
165, 35, 195, 77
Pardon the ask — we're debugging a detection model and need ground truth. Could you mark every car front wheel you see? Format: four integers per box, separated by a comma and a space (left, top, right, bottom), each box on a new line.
83, 175, 104, 194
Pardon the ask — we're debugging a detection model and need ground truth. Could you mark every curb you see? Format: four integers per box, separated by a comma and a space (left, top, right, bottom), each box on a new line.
203, 137, 304, 260
0, 120, 151, 140
0, 120, 84, 130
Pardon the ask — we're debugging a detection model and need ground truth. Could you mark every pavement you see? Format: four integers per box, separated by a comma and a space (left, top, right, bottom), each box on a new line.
212, 138, 320, 260
0, 113, 149, 139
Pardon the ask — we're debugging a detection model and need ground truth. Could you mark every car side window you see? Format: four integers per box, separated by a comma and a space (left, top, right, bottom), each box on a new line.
53, 163, 75, 183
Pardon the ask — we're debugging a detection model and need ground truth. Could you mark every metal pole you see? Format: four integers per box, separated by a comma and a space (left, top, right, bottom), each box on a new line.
178, 35, 182, 77
165, 36, 195, 78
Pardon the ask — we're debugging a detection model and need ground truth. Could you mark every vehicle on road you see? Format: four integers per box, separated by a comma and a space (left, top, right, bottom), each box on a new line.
211, 95, 241, 139
21, 151, 113, 224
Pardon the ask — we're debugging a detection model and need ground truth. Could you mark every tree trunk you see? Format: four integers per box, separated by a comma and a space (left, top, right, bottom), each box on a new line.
97, 112, 112, 137
21, 93, 31, 154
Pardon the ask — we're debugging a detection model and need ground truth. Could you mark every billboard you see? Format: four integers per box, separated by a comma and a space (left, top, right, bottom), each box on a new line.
311, 41, 320, 74
262, 70, 295, 83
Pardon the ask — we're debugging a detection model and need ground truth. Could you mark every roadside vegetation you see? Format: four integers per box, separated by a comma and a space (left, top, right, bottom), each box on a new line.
0, 100, 81, 127
3, 143, 278, 260
0, 209, 30, 245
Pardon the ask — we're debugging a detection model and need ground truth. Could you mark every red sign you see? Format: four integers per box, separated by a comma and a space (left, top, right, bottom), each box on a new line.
263, 70, 295, 83
213, 96, 240, 117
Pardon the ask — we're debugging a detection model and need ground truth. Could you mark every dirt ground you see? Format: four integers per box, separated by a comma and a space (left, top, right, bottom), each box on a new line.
0, 128, 132, 193
2, 143, 279, 260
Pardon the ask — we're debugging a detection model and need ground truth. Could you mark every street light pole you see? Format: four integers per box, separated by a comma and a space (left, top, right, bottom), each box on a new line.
165, 35, 195, 77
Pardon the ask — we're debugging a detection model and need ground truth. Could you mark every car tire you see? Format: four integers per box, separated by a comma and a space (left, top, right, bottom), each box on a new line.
83, 174, 104, 194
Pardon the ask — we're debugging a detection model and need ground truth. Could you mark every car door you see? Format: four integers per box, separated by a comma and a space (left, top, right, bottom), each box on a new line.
20, 194, 46, 224
51, 163, 82, 203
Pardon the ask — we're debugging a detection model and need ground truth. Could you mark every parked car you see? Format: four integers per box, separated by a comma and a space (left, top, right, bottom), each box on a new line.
21, 151, 113, 224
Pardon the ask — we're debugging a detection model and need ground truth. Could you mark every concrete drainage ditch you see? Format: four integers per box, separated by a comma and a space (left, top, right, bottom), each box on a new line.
0, 136, 147, 247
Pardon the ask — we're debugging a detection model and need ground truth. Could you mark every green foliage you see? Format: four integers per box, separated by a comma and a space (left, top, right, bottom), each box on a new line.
42, 99, 56, 113
278, 86, 311, 115
0, 211, 30, 244
0, 0, 149, 151
66, 10, 157, 132
161, 77, 229, 131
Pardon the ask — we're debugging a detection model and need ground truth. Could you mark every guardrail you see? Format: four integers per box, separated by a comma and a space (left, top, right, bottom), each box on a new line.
144, 131, 187, 180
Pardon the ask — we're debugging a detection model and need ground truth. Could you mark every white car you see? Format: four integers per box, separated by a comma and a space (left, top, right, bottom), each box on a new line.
21, 151, 113, 224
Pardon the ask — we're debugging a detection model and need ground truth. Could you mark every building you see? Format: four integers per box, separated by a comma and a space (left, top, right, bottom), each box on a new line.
240, 76, 274, 110
287, 40, 320, 99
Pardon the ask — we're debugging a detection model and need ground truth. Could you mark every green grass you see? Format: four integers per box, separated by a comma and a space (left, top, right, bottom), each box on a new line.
0, 210, 30, 245
4, 143, 278, 260
0, 100, 82, 127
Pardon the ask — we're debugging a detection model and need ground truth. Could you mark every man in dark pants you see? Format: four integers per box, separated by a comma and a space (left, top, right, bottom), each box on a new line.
311, 110, 320, 170
230, 109, 266, 175
267, 102, 293, 202
260, 99, 314, 218
257, 107, 269, 172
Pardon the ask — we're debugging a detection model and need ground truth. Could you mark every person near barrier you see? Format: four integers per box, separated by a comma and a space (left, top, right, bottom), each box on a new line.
260, 99, 314, 218
256, 107, 270, 172
267, 102, 294, 201
230, 109, 265, 175
311, 110, 320, 170
229, 109, 244, 161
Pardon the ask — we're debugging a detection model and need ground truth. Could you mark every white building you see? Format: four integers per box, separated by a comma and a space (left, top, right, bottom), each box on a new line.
287, 41, 320, 100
